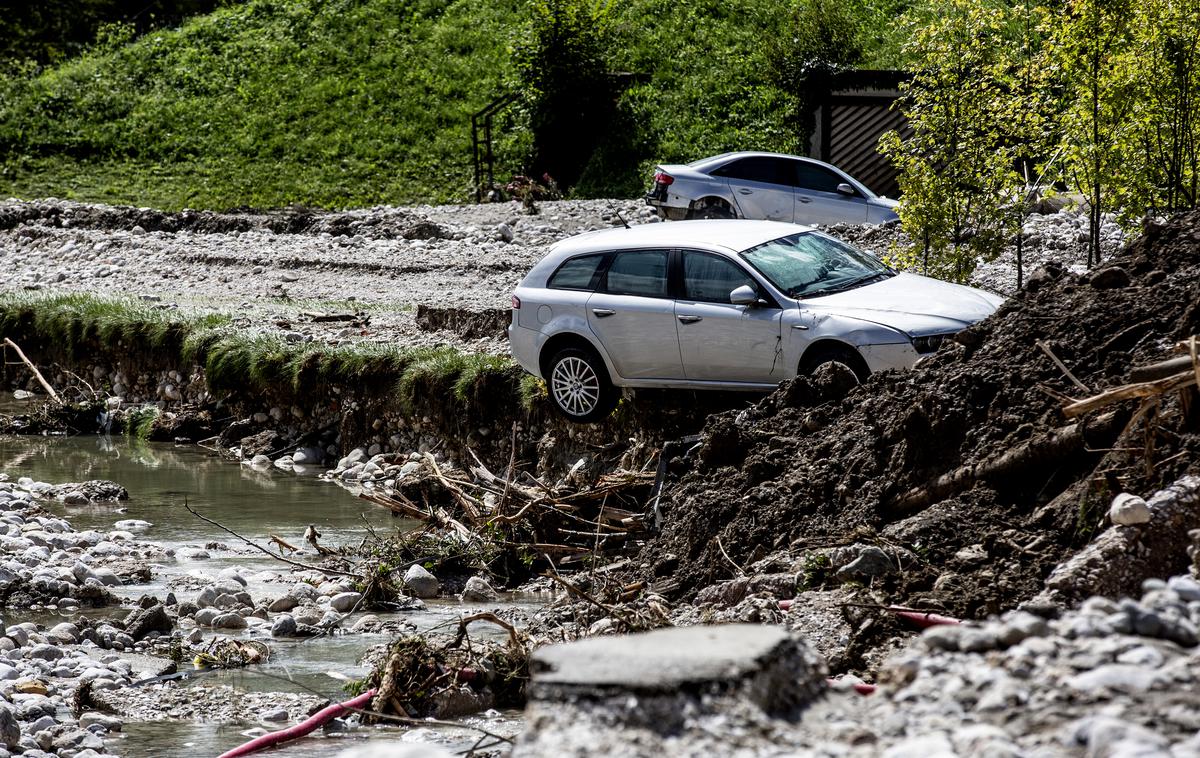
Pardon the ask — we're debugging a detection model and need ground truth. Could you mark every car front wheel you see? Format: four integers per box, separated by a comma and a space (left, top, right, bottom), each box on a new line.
546, 348, 619, 422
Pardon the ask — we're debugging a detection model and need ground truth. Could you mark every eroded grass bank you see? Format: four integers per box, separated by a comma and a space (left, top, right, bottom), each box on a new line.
0, 293, 748, 476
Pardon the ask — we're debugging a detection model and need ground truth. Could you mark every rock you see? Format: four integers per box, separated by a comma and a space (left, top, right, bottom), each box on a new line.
271, 614, 297, 638
462, 576, 500, 602
329, 592, 362, 612
113, 519, 151, 531
78, 713, 122, 732
835, 546, 893, 582
178, 547, 210, 560
212, 613, 248, 629
239, 430, 279, 458
1090, 266, 1131, 289
123, 604, 172, 641
46, 480, 128, 502
27, 644, 62, 662
195, 586, 219, 608
194, 608, 219, 626
402, 565, 440, 599
267, 594, 300, 612
46, 624, 78, 644
1109, 493, 1151, 525
13, 679, 47, 695
292, 447, 324, 465
0, 704, 16, 748
217, 567, 247, 587
260, 708, 289, 722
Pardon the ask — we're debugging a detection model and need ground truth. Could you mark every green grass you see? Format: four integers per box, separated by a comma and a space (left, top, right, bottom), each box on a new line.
0, 0, 906, 209
123, 405, 161, 440
0, 293, 522, 416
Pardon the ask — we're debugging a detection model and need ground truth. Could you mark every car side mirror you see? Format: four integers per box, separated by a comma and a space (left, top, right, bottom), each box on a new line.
836, 183, 857, 197
730, 285, 759, 305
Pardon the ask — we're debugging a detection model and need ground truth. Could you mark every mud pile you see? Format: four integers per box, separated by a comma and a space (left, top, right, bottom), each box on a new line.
648, 211, 1200, 623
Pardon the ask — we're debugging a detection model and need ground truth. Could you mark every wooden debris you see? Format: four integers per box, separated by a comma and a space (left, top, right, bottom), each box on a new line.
360, 448, 657, 568
2, 338, 61, 404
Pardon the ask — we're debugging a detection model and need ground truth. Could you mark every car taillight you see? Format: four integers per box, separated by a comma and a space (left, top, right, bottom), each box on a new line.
654, 172, 674, 186
512, 295, 521, 309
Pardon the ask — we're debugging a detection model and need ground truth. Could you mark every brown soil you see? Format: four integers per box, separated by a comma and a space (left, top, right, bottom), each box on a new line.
646, 211, 1200, 622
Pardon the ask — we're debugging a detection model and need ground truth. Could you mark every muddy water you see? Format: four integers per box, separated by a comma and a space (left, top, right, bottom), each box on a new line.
0, 435, 528, 755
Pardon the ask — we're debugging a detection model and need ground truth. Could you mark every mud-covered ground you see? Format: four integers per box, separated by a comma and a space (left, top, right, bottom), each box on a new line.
644, 210, 1200, 659
0, 198, 1118, 352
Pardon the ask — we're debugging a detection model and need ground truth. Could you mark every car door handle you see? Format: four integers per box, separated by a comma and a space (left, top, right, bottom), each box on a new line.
591, 308, 615, 318
738, 188, 753, 195
677, 315, 702, 324
798, 196, 812, 203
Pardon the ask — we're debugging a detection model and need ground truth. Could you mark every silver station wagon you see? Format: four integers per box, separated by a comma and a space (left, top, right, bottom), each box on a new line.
508, 220, 1002, 421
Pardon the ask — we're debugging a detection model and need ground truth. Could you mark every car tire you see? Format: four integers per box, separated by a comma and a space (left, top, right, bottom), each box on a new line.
546, 347, 619, 422
690, 200, 734, 220
800, 345, 870, 384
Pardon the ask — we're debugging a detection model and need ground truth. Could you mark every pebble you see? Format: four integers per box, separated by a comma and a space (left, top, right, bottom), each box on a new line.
1110, 493, 1151, 525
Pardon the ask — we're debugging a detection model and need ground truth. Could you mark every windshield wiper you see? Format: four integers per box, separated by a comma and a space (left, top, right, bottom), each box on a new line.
801, 271, 892, 298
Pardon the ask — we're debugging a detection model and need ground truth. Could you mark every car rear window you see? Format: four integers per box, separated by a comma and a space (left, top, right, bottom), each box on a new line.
548, 253, 607, 290
604, 249, 669, 297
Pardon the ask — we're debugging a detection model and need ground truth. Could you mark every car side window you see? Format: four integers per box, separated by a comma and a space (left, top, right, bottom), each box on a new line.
712, 157, 797, 187
682, 252, 758, 303
604, 249, 669, 297
548, 253, 607, 290
796, 162, 849, 194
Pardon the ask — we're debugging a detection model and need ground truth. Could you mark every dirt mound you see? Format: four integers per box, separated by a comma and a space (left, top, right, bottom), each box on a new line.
647, 212, 1200, 622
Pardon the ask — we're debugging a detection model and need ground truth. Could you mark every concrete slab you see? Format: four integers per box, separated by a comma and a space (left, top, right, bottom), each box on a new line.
531, 624, 809, 692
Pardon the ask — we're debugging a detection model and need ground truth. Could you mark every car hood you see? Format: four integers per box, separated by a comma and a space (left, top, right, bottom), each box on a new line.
801, 272, 1002, 336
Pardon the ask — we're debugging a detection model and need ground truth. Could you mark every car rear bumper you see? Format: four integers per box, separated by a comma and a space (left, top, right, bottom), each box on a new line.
507, 321, 544, 379
643, 194, 690, 220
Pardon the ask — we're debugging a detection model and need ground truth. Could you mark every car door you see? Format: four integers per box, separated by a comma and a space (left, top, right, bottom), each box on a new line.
793, 160, 869, 224
711, 157, 796, 222
674, 250, 783, 383
586, 248, 685, 380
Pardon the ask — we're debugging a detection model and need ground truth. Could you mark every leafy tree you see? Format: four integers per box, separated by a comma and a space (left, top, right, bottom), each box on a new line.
1051, 0, 1137, 266
994, 0, 1060, 289
1126, 0, 1200, 216
511, 0, 617, 191
766, 0, 865, 149
879, 0, 1017, 283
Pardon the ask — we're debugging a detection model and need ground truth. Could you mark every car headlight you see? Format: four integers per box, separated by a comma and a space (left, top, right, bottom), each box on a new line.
911, 333, 954, 354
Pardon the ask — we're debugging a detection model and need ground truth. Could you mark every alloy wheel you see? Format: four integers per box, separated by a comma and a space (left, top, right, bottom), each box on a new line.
551, 356, 601, 417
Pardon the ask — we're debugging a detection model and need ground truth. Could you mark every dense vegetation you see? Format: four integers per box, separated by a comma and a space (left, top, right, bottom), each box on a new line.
0, 0, 904, 209
882, 0, 1200, 283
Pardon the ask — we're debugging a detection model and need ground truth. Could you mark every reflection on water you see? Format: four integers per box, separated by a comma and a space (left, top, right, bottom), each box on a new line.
0, 435, 404, 549
0, 434, 535, 754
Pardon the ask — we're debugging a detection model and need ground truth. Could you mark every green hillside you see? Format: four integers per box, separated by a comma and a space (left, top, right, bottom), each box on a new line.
0, 0, 902, 210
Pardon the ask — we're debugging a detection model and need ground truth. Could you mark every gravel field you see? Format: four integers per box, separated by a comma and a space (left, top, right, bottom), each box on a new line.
0, 198, 1124, 356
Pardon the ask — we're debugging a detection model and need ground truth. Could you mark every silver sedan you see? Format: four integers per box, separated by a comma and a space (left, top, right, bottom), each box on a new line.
645, 151, 899, 225
508, 220, 1000, 421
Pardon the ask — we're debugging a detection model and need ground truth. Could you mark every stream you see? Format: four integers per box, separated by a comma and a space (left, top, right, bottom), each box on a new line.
0, 432, 530, 756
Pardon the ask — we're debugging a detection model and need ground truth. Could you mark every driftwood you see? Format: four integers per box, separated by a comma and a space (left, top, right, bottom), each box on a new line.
360, 447, 656, 566
185, 502, 362, 578
1064, 372, 1196, 418
891, 411, 1122, 514
2, 338, 61, 404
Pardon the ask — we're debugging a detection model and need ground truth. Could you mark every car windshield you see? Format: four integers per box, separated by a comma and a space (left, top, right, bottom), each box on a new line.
740, 232, 892, 298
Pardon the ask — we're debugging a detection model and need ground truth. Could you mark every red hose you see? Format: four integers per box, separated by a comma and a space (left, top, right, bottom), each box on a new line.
826, 677, 877, 695
885, 606, 961, 629
217, 688, 378, 758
